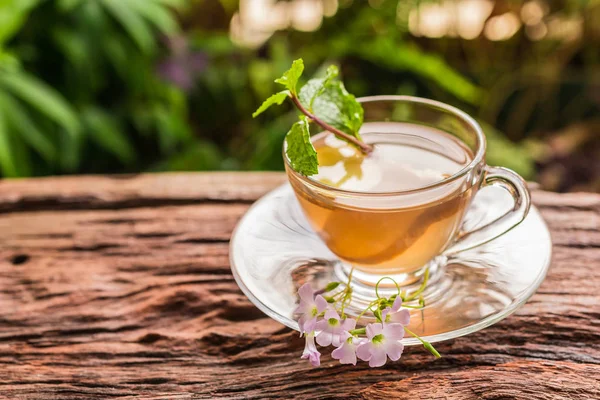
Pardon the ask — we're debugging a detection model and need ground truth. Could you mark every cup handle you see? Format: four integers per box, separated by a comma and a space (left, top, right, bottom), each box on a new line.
445, 166, 531, 255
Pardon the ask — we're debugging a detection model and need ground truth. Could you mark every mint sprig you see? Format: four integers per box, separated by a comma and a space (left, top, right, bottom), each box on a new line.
285, 116, 318, 176
252, 58, 373, 176
251, 91, 290, 118
298, 65, 339, 110
274, 58, 304, 95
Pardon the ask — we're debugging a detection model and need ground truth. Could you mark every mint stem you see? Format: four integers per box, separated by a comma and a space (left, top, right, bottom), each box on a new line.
339, 267, 354, 318
290, 94, 373, 154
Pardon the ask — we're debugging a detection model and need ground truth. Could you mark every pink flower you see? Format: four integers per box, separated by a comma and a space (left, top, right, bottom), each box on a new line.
356, 322, 405, 367
315, 309, 356, 347
301, 332, 321, 367
332, 332, 363, 365
294, 283, 328, 333
382, 296, 410, 325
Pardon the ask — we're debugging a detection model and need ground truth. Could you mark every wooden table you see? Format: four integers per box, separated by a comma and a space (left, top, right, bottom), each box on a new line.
1, 172, 599, 399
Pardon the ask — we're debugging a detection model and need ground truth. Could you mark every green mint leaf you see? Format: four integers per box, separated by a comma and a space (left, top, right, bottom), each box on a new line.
285, 116, 318, 176
312, 80, 364, 140
253, 59, 370, 176
298, 65, 339, 110
274, 58, 304, 95
252, 90, 290, 118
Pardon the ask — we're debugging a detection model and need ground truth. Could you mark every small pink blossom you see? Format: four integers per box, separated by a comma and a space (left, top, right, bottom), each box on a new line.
331, 332, 363, 365
382, 296, 410, 325
315, 309, 356, 347
356, 322, 405, 367
301, 332, 321, 367
294, 283, 328, 333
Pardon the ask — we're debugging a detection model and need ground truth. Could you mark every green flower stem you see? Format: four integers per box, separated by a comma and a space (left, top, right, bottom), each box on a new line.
356, 298, 384, 321
339, 267, 355, 318
405, 327, 441, 358
330, 290, 346, 299
404, 268, 430, 302
399, 304, 426, 309
290, 94, 373, 154
375, 276, 401, 299
349, 327, 366, 335
325, 290, 346, 304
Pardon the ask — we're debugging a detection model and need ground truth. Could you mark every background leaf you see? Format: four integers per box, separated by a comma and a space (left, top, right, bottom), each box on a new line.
82, 107, 137, 165
0, 111, 18, 177
57, 0, 84, 12
354, 39, 483, 106
101, 0, 155, 53
0, 93, 57, 162
0, 0, 40, 45
0, 0, 595, 191
127, 0, 180, 35
0, 72, 80, 138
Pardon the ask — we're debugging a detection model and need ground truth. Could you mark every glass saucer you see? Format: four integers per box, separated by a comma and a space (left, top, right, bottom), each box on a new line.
230, 184, 551, 345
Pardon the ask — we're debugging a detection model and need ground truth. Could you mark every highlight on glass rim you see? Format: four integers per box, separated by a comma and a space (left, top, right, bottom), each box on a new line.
0, 0, 598, 398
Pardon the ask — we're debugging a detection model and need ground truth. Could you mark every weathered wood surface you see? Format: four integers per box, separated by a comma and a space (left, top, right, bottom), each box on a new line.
0, 172, 598, 399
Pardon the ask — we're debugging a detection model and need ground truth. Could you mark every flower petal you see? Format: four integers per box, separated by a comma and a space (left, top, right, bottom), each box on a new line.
297, 314, 308, 332
298, 283, 315, 302
331, 333, 343, 347
340, 331, 353, 341
385, 341, 404, 361
356, 342, 372, 361
315, 295, 328, 313
391, 296, 403, 312
341, 318, 356, 332
366, 323, 383, 340
314, 318, 328, 332
332, 342, 357, 365
301, 333, 321, 367
381, 307, 391, 322
368, 346, 388, 367
324, 308, 340, 321
383, 323, 405, 340
309, 352, 321, 367
301, 315, 317, 333
301, 350, 321, 367
293, 300, 310, 315
316, 331, 334, 347
391, 309, 410, 326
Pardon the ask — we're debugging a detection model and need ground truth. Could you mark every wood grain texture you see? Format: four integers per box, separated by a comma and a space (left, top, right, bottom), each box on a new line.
0, 172, 598, 399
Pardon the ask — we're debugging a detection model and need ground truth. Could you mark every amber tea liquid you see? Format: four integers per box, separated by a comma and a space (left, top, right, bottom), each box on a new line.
287, 122, 476, 274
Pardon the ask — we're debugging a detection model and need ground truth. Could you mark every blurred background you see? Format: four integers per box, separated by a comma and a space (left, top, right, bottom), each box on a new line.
0, 0, 597, 191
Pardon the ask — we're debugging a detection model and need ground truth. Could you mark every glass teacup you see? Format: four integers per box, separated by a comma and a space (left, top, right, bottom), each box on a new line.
284, 96, 530, 287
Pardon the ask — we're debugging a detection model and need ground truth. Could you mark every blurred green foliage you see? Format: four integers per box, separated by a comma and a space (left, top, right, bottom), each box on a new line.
0, 0, 598, 191
0, 0, 192, 177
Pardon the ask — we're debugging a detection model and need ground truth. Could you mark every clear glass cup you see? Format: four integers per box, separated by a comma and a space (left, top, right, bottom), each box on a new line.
284, 96, 531, 287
